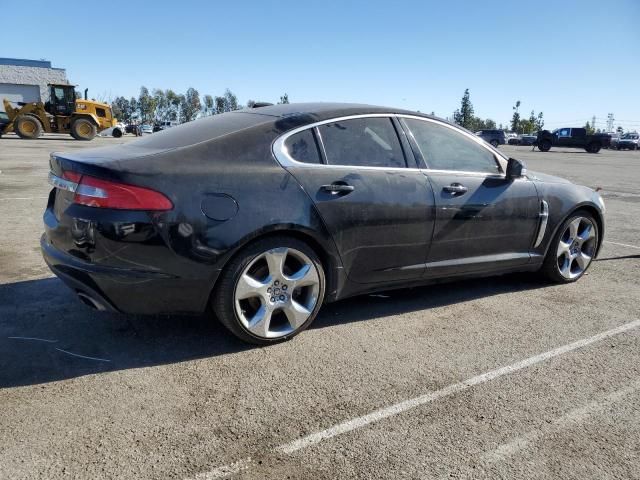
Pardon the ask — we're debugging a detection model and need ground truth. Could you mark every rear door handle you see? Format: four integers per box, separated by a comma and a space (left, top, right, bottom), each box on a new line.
443, 183, 468, 194
321, 183, 355, 193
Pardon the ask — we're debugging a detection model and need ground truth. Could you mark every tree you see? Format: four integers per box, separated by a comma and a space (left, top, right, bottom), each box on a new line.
129, 97, 139, 121
152, 89, 167, 122
278, 93, 290, 104
584, 121, 595, 135
535, 112, 544, 131
453, 88, 474, 130
138, 86, 157, 124
213, 89, 241, 114
202, 94, 214, 116
180, 88, 201, 122
511, 100, 521, 132
111, 96, 132, 123
246, 99, 256, 108
165, 89, 181, 122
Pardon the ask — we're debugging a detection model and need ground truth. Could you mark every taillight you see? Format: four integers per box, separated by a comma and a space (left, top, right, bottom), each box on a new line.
49, 171, 173, 211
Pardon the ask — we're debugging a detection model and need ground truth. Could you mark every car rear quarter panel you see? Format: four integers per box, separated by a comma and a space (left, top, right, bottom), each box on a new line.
47, 122, 344, 313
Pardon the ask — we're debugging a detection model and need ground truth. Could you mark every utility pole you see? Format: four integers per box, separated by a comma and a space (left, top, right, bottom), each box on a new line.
592, 116, 596, 130
607, 113, 615, 132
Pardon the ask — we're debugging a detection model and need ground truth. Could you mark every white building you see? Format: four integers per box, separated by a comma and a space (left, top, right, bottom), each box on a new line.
0, 58, 69, 112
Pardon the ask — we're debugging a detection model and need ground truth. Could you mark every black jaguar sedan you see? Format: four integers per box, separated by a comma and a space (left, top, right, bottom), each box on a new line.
42, 103, 605, 344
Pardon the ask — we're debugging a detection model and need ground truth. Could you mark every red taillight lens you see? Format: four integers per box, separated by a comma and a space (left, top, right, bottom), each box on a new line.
71, 174, 173, 211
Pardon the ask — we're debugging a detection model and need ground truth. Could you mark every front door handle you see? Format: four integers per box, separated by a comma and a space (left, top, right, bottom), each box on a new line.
321, 183, 355, 193
443, 183, 468, 194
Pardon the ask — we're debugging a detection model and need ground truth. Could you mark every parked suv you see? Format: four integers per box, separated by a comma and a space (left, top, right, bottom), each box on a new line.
617, 132, 639, 150
475, 129, 506, 147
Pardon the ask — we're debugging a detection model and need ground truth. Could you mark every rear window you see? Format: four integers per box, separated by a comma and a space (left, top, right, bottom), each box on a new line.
131, 112, 273, 149
285, 129, 322, 164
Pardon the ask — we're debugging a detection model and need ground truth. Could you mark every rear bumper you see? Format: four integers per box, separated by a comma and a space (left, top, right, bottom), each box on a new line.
41, 234, 210, 315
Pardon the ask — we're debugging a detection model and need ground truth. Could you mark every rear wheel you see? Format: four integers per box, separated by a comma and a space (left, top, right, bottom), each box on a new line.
71, 118, 97, 140
586, 142, 601, 153
15, 115, 42, 139
540, 211, 598, 283
112, 128, 123, 138
539, 139, 551, 152
212, 236, 325, 344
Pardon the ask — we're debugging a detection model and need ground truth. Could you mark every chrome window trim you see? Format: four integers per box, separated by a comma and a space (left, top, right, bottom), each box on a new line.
272, 113, 509, 176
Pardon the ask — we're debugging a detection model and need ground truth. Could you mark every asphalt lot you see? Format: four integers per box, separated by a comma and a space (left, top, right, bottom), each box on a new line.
1, 133, 639, 479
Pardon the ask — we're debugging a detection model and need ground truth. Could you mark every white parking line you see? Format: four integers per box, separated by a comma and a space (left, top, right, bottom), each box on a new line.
0, 196, 48, 201
190, 319, 640, 479
189, 459, 253, 480
482, 379, 640, 462
605, 241, 640, 250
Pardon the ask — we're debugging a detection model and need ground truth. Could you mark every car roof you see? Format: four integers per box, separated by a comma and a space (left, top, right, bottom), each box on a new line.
239, 102, 433, 122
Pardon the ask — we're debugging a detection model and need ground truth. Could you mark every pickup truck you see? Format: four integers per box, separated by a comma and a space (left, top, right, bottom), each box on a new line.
536, 127, 610, 153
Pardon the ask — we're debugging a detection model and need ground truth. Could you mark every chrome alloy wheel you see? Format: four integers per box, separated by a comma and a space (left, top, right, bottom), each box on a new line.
234, 247, 321, 339
556, 217, 597, 280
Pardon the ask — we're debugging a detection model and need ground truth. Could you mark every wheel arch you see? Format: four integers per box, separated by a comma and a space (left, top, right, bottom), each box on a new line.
206, 225, 345, 311
542, 202, 605, 259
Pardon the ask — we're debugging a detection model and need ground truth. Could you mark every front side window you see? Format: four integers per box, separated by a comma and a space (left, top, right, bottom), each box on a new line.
557, 128, 570, 137
95, 107, 107, 118
318, 117, 406, 168
284, 129, 321, 164
404, 118, 500, 174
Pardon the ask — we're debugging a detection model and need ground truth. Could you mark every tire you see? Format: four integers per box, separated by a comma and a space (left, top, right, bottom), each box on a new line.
586, 142, 601, 154
15, 114, 43, 139
70, 118, 97, 140
112, 128, 123, 138
212, 235, 326, 345
539, 139, 551, 152
540, 210, 599, 283
490, 139, 499, 148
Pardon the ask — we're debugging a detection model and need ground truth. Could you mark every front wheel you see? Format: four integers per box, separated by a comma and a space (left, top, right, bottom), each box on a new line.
540, 211, 598, 283
212, 236, 325, 344
539, 139, 552, 152
586, 142, 601, 153
70, 118, 97, 140
15, 114, 43, 139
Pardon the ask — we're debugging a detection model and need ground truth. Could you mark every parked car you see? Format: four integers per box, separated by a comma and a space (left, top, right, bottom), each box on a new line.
141, 124, 153, 134
508, 135, 536, 146
605, 133, 619, 149
42, 103, 605, 344
617, 132, 639, 150
97, 122, 126, 138
475, 129, 506, 147
519, 134, 537, 146
536, 127, 611, 153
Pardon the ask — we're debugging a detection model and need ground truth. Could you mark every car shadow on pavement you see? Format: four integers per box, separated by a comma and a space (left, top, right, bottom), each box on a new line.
313, 273, 548, 330
0, 274, 547, 388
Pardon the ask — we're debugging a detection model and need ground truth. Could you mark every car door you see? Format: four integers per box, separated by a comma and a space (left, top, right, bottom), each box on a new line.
274, 115, 435, 284
556, 128, 571, 148
400, 116, 540, 278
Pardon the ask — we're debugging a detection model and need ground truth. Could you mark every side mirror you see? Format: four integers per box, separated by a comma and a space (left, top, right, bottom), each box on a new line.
506, 157, 527, 179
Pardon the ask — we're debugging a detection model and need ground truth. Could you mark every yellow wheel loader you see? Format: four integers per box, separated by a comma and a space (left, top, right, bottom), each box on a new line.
0, 84, 117, 140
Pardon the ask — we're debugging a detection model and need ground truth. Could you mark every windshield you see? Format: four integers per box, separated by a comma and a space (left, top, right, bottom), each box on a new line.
622, 133, 638, 139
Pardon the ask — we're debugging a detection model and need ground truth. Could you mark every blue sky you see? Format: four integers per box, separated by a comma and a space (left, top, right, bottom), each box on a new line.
4, 0, 640, 131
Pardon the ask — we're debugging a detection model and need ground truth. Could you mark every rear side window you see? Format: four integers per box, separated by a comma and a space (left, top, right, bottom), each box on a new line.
318, 117, 406, 168
404, 119, 500, 174
284, 129, 322, 164
95, 107, 106, 118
